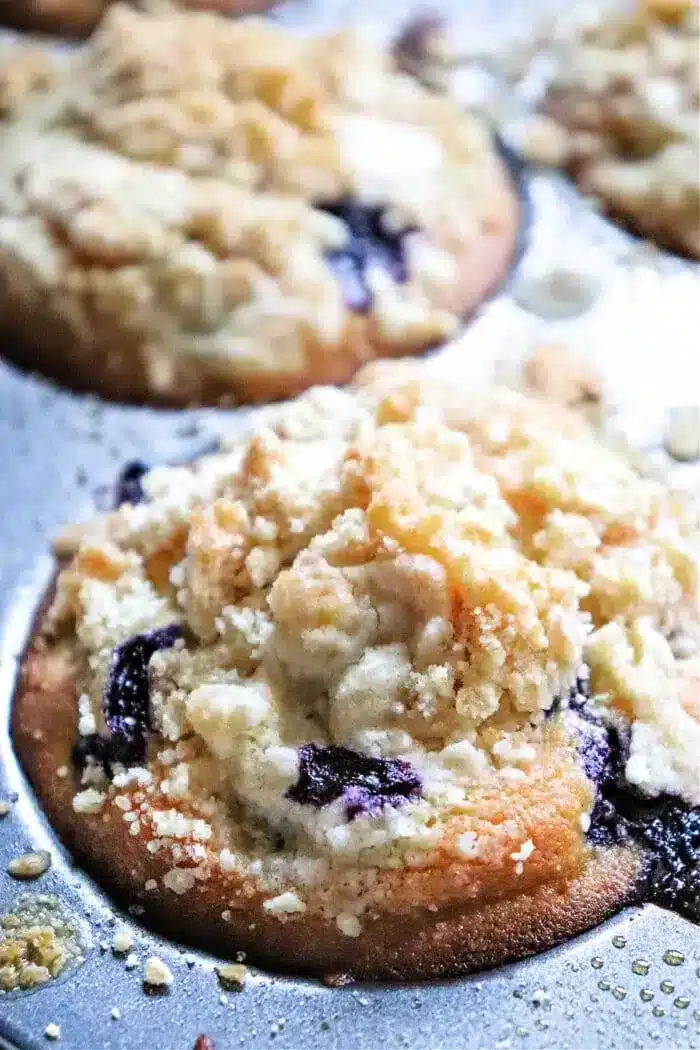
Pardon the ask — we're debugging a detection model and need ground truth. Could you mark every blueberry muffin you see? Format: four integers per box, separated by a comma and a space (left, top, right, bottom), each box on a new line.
517, 0, 700, 258
0, 5, 521, 406
14, 361, 699, 979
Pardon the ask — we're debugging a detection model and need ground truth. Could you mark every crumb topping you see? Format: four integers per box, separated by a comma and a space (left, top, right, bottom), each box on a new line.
0, 4, 509, 397
50, 362, 700, 918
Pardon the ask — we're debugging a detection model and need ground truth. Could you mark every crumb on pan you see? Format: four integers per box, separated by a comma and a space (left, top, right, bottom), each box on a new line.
522, 342, 602, 409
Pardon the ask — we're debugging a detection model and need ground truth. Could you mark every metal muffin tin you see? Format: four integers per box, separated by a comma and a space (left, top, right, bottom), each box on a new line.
1, 1, 699, 1046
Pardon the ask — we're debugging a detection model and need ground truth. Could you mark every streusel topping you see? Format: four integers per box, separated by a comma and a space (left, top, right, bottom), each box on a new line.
524, 0, 699, 257
50, 363, 700, 907
0, 5, 509, 392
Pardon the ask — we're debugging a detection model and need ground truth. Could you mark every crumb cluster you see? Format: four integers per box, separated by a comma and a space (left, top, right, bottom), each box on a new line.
0, 895, 86, 993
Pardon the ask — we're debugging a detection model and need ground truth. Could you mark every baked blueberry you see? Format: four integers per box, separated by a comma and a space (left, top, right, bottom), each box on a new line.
103, 626, 182, 764
114, 461, 149, 508
287, 744, 422, 817
319, 202, 414, 313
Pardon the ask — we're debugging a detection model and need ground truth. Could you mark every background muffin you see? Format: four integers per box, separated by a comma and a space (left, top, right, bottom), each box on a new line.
0, 5, 521, 405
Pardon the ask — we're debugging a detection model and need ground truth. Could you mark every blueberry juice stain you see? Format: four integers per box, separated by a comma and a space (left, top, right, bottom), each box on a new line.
318, 200, 415, 312
73, 625, 182, 772
556, 678, 699, 922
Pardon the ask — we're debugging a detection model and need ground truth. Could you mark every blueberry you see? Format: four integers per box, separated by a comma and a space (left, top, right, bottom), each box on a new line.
72, 625, 182, 774
103, 625, 182, 765
632, 801, 700, 920
554, 677, 700, 921
113, 440, 221, 509
319, 200, 414, 312
114, 460, 149, 508
287, 743, 421, 818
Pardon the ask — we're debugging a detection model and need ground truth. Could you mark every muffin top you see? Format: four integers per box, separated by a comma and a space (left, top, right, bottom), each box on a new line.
51, 362, 700, 906
0, 5, 515, 396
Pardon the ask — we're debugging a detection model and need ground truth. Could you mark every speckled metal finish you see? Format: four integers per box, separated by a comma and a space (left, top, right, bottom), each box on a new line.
0, 1, 699, 1047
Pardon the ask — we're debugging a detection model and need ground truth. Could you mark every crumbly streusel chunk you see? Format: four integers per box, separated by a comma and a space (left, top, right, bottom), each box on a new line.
0, 5, 516, 404
524, 0, 700, 257
0, 46, 58, 122
51, 362, 700, 884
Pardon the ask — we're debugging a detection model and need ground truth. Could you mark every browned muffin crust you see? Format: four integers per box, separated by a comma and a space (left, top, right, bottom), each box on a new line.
13, 634, 639, 980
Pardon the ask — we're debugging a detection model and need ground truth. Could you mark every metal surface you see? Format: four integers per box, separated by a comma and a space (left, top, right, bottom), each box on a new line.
0, 1, 699, 1047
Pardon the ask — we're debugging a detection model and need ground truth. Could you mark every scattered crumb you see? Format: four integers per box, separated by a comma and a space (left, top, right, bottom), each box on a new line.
144, 956, 173, 988
112, 929, 134, 954
124, 952, 139, 971
110, 1007, 121, 1020
532, 988, 549, 1007
7, 851, 51, 880
56, 767, 68, 780
0, 895, 87, 992
513, 269, 600, 320
522, 343, 602, 410
184, 953, 197, 968
0, 801, 10, 818
216, 962, 246, 989
44, 1023, 61, 1041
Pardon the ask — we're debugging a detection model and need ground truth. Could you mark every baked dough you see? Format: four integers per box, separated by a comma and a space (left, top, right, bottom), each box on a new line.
13, 362, 700, 977
0, 6, 521, 405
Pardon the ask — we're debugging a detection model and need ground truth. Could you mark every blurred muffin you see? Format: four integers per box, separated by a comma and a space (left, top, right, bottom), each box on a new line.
514, 0, 699, 258
0, 5, 521, 405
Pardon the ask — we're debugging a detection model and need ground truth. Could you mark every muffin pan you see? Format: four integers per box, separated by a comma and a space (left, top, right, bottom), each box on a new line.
0, 0, 698, 1047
